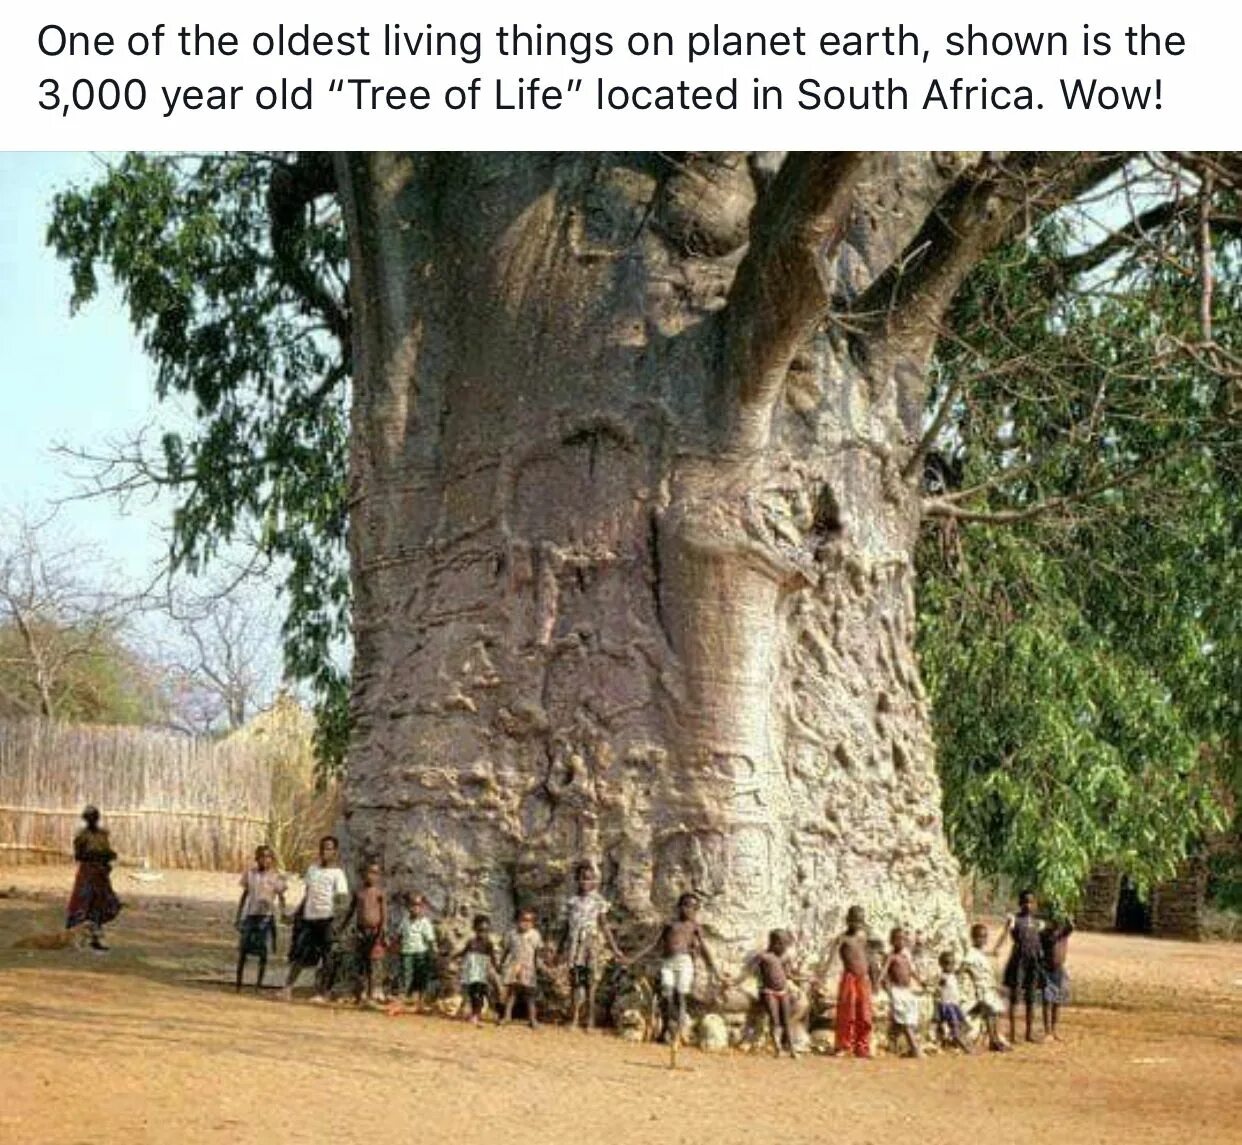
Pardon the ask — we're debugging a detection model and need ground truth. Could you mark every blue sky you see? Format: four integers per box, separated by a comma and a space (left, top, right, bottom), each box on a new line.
0, 152, 180, 583
0, 154, 291, 703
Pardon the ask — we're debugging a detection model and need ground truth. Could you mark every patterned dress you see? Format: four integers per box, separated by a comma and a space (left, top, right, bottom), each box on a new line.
66, 827, 121, 931
501, 927, 543, 987
562, 891, 609, 970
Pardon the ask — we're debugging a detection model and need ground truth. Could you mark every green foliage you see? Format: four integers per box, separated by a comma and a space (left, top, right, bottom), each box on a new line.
920, 203, 1240, 910
47, 153, 352, 769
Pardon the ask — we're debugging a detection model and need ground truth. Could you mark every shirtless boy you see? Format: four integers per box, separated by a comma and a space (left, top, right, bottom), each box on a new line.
750, 929, 799, 1059
883, 926, 924, 1058
633, 892, 724, 1044
833, 905, 874, 1058
1040, 915, 1075, 1040
343, 861, 389, 1004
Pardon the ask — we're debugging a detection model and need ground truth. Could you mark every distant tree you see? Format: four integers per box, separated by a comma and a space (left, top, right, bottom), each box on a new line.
0, 513, 162, 724
158, 576, 283, 734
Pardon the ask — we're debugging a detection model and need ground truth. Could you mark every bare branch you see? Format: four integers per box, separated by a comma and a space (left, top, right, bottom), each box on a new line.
854, 155, 1122, 356
922, 452, 1171, 525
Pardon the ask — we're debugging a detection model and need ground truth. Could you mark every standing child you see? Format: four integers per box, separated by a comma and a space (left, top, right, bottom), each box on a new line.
283, 835, 350, 1002
749, 929, 799, 1059
1040, 915, 1074, 1040
558, 861, 623, 1032
630, 892, 725, 1045
234, 845, 287, 992
343, 861, 389, 1004
499, 908, 544, 1028
397, 892, 437, 1011
994, 888, 1045, 1044
456, 914, 499, 1025
934, 950, 972, 1052
960, 923, 1010, 1052
883, 927, 924, 1058
833, 905, 874, 1059
66, 805, 122, 952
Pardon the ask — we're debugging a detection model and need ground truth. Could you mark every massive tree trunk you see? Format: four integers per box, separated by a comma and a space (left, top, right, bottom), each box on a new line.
336, 152, 1074, 961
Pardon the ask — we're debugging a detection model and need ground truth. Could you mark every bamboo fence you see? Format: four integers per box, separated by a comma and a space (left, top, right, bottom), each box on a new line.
0, 718, 274, 870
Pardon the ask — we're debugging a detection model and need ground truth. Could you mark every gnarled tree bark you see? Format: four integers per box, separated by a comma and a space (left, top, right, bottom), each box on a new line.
336, 151, 1103, 962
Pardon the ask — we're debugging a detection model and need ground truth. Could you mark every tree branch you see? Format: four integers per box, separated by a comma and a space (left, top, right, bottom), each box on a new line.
1053, 199, 1188, 283
268, 152, 352, 355
854, 155, 1127, 360
921, 453, 1167, 525
720, 152, 869, 450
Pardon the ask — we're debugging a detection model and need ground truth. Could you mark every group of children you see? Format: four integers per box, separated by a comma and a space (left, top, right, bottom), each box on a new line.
827, 890, 1075, 1059
233, 836, 1074, 1058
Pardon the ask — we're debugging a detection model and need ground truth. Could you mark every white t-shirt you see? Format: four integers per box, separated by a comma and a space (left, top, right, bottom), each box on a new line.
939, 972, 962, 1006
302, 863, 350, 920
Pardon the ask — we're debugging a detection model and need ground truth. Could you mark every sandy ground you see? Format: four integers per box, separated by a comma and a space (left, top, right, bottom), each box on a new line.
1, 866, 1239, 1145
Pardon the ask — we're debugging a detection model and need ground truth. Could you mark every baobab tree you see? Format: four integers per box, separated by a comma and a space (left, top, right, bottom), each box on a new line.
51, 151, 1239, 957
333, 152, 1122, 952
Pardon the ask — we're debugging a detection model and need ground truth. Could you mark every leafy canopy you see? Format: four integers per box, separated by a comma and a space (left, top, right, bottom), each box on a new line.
48, 153, 351, 765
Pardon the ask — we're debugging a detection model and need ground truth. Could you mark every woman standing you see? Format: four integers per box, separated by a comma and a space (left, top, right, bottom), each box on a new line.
66, 805, 122, 951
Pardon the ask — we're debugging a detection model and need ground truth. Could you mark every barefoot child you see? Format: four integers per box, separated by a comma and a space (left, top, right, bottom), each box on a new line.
343, 861, 389, 1003
558, 861, 622, 1032
1040, 914, 1074, 1040
631, 892, 724, 1045
456, 914, 499, 1025
283, 835, 350, 1001
995, 888, 1045, 1044
234, 845, 287, 992
883, 926, 924, 1057
499, 908, 544, 1028
833, 905, 874, 1058
960, 923, 1009, 1052
397, 893, 437, 1010
934, 950, 972, 1052
749, 929, 799, 1059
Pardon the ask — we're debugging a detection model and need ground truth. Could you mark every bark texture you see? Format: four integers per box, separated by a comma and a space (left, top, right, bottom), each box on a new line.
338, 153, 992, 961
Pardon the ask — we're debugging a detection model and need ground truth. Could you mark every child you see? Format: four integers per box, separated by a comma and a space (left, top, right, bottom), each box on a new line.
934, 950, 972, 1052
283, 835, 350, 1002
456, 914, 499, 1025
749, 929, 799, 1059
631, 892, 724, 1045
833, 905, 874, 1058
994, 888, 1045, 1044
882, 927, 924, 1058
66, 805, 122, 952
558, 861, 622, 1032
397, 892, 437, 1011
234, 844, 287, 992
1040, 914, 1075, 1040
499, 908, 544, 1028
960, 923, 1010, 1052
343, 861, 389, 1004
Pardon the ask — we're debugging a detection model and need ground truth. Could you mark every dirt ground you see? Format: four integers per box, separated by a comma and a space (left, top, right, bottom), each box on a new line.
1, 866, 1239, 1145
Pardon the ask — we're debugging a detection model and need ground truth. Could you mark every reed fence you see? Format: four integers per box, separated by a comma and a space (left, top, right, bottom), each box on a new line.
0, 718, 274, 870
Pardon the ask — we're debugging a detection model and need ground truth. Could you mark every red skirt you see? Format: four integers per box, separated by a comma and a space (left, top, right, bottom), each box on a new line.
66, 862, 122, 929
